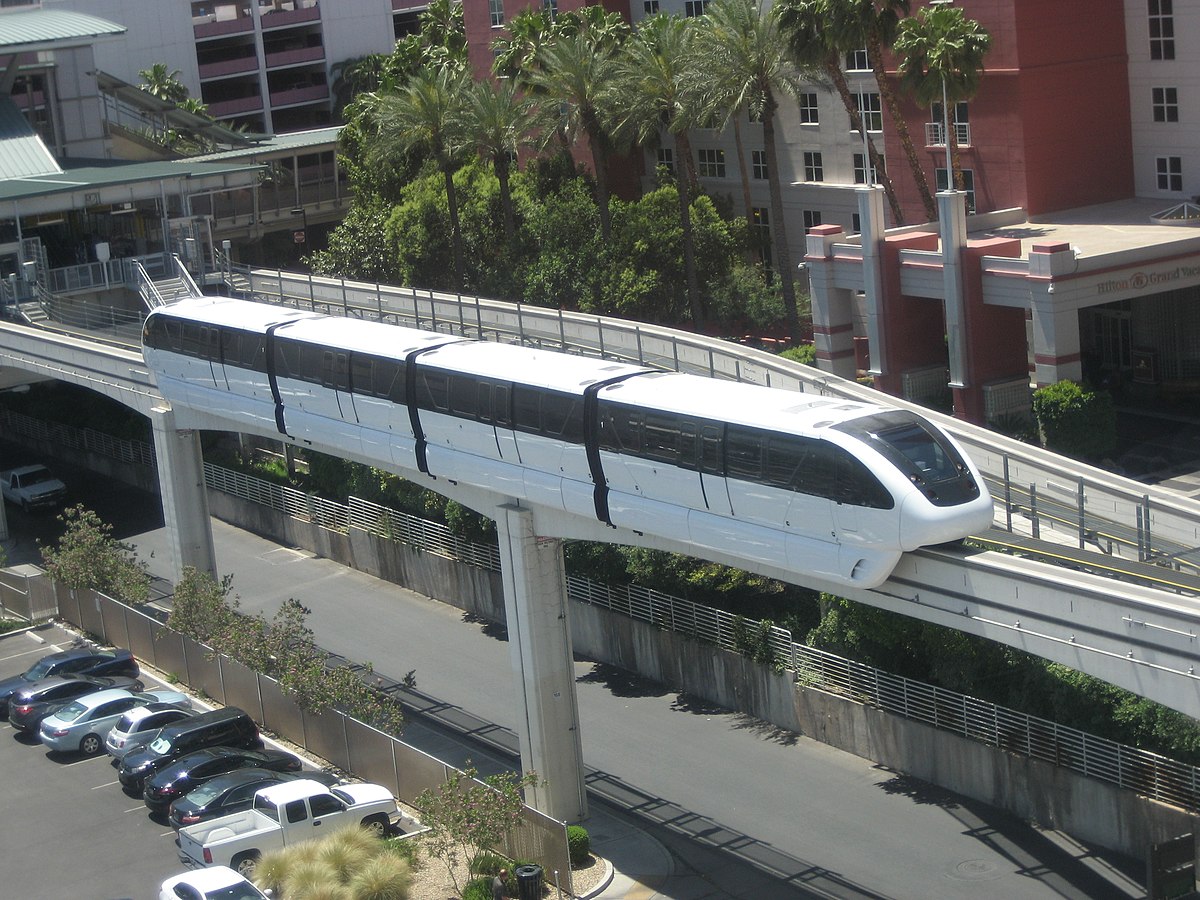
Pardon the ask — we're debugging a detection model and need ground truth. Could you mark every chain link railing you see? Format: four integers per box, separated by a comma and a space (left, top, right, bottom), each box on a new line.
0, 408, 155, 467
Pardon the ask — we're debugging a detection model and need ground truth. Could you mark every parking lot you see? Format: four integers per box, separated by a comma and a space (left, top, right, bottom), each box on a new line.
1, 624, 216, 900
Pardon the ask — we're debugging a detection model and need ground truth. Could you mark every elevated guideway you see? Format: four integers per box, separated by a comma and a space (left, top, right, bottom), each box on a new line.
4, 298, 1200, 719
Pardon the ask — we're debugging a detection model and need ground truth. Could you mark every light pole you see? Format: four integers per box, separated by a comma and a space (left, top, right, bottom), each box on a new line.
930, 0, 954, 192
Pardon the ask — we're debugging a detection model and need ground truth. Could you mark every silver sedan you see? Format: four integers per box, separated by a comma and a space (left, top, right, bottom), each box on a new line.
39, 688, 191, 756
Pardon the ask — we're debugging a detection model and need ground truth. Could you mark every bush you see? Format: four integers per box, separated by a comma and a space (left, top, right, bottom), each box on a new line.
779, 344, 817, 367
567, 825, 590, 866
471, 852, 510, 877
1031, 380, 1117, 462
462, 876, 493, 900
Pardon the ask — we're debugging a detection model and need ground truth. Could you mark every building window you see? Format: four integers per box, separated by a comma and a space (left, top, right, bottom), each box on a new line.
698, 148, 726, 178
1156, 155, 1183, 191
803, 209, 822, 230
803, 151, 823, 182
936, 168, 976, 212
752, 149, 768, 180
685, 0, 707, 16
656, 147, 674, 175
1153, 86, 1179, 122
644, 0, 659, 10
753, 207, 772, 268
845, 49, 869, 71
853, 92, 882, 132
1149, 0, 1175, 61
853, 152, 878, 185
852, 213, 861, 233
799, 92, 818, 125
542, 0, 557, 20
489, 0, 504, 27
931, 100, 970, 145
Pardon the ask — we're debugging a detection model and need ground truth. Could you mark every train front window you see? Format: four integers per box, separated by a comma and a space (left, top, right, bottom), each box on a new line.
875, 422, 958, 483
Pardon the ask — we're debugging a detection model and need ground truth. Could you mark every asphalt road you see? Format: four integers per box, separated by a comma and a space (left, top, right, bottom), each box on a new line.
124, 518, 1146, 900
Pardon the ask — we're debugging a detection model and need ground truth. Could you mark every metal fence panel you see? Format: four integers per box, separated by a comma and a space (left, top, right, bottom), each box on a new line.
183, 642, 226, 707
220, 656, 265, 722
258, 675, 305, 741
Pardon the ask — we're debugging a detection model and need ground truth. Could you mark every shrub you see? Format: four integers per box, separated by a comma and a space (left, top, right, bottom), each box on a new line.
1031, 380, 1117, 462
779, 344, 817, 367
471, 852, 510, 876
567, 825, 591, 866
461, 876, 493, 900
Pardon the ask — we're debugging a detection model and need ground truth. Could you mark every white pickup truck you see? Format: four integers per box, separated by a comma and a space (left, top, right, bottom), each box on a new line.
1, 464, 67, 511
177, 779, 398, 875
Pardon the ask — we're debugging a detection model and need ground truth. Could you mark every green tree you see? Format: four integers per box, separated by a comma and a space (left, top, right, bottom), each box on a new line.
460, 78, 537, 244
616, 14, 707, 325
415, 766, 539, 896
776, 0, 908, 225
1031, 380, 1117, 462
307, 196, 403, 283
331, 53, 393, 119
894, 5, 991, 193
697, 0, 811, 343
40, 505, 150, 603
166, 567, 240, 645
138, 62, 189, 104
527, 14, 630, 240
368, 65, 472, 289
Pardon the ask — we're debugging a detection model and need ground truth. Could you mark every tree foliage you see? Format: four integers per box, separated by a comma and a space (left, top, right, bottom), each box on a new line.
40, 505, 150, 603
415, 766, 540, 895
1031, 380, 1117, 462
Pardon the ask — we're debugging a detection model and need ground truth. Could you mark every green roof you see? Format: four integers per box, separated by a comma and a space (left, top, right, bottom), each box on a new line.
186, 126, 344, 162
0, 97, 62, 180
0, 8, 125, 50
0, 158, 263, 208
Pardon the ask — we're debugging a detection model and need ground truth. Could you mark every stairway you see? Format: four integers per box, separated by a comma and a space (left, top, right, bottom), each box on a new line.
149, 275, 196, 305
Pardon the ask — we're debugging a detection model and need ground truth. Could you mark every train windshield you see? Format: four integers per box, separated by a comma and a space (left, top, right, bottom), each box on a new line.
834, 411, 979, 507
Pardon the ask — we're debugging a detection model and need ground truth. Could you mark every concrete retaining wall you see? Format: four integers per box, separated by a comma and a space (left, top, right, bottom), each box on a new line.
208, 492, 1200, 859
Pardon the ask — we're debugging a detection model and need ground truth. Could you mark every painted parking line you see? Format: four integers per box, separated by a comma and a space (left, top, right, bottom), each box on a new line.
0, 643, 59, 664
125, 804, 148, 814
64, 755, 110, 768
92, 780, 122, 789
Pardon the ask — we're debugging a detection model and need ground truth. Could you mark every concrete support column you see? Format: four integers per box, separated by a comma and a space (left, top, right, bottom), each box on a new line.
1030, 292, 1083, 386
495, 504, 587, 824
150, 406, 217, 581
805, 224, 856, 379
857, 186, 887, 376
939, 191, 969, 389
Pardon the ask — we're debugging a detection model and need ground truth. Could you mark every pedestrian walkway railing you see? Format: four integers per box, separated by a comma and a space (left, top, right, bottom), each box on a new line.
6, 407, 1200, 813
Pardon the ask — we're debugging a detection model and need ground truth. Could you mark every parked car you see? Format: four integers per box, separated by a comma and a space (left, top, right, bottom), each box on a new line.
0, 648, 139, 716
38, 688, 191, 755
159, 865, 270, 900
143, 746, 303, 813
119, 708, 261, 794
168, 768, 343, 830
106, 704, 197, 761
8, 675, 143, 733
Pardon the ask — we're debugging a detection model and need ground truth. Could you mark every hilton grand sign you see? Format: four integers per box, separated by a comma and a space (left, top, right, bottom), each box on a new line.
1097, 263, 1200, 295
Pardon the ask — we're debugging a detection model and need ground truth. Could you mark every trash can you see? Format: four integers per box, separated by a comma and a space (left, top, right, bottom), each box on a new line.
514, 864, 543, 900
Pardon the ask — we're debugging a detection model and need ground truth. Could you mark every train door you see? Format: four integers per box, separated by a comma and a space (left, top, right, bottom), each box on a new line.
697, 422, 732, 516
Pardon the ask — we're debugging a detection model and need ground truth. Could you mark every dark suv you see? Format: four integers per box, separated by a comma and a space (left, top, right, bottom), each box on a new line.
117, 707, 261, 794
0, 648, 139, 717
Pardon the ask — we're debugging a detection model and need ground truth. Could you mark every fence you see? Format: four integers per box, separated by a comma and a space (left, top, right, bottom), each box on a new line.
53, 586, 572, 892
0, 408, 155, 468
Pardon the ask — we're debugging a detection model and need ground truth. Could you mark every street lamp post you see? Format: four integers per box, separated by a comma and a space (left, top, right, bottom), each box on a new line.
930, 0, 954, 191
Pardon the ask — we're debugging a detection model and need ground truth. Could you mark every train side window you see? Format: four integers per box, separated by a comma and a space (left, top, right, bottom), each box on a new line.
416, 370, 449, 412
794, 442, 837, 497
642, 411, 681, 464
512, 384, 540, 433
699, 423, 723, 475
541, 392, 583, 443
726, 427, 764, 481
351, 355, 374, 397
224, 329, 265, 372
493, 384, 510, 427
449, 375, 479, 418
372, 358, 402, 401
320, 351, 351, 391
834, 452, 894, 509
298, 343, 326, 384
143, 315, 172, 350
765, 434, 808, 490
180, 322, 205, 358
274, 339, 302, 380
599, 404, 641, 454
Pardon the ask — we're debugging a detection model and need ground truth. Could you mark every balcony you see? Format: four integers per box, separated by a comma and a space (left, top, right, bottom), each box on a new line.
198, 55, 260, 80
194, 6, 254, 39
259, 1, 321, 29
207, 94, 265, 118
268, 83, 329, 109
264, 45, 325, 69
925, 121, 971, 148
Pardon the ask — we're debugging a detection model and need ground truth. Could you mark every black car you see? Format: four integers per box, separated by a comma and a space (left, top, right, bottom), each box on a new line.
8, 675, 144, 733
166, 767, 341, 829
142, 746, 302, 813
118, 707, 261, 794
0, 648, 139, 717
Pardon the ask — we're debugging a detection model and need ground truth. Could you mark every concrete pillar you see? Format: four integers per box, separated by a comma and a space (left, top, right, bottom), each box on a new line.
805, 224, 856, 379
939, 191, 969, 389
495, 504, 587, 823
150, 406, 217, 581
857, 186, 887, 376
1030, 291, 1083, 386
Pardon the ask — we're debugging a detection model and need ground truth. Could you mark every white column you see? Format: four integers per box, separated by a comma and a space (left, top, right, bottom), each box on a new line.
495, 504, 587, 823
939, 190, 969, 388
1030, 290, 1084, 386
858, 185, 887, 376
150, 406, 217, 581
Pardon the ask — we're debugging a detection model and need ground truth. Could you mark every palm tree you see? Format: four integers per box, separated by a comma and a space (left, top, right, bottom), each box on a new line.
330, 54, 391, 119
138, 63, 189, 104
829, 0, 938, 223
527, 18, 629, 239
696, 0, 812, 343
491, 8, 556, 82
894, 5, 991, 195
777, 0, 906, 226
368, 65, 471, 289
461, 78, 537, 243
616, 14, 707, 325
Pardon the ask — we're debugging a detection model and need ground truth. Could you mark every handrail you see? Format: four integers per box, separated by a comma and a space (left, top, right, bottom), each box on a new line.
171, 254, 202, 297
131, 260, 165, 310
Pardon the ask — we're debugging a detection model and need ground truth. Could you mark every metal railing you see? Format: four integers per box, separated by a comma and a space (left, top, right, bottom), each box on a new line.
131, 259, 165, 310
0, 408, 155, 467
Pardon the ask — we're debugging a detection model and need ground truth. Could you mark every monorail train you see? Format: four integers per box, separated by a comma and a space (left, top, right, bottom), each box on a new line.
142, 297, 995, 589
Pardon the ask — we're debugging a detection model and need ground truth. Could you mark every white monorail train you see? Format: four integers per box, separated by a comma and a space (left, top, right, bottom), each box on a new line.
142, 297, 994, 589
